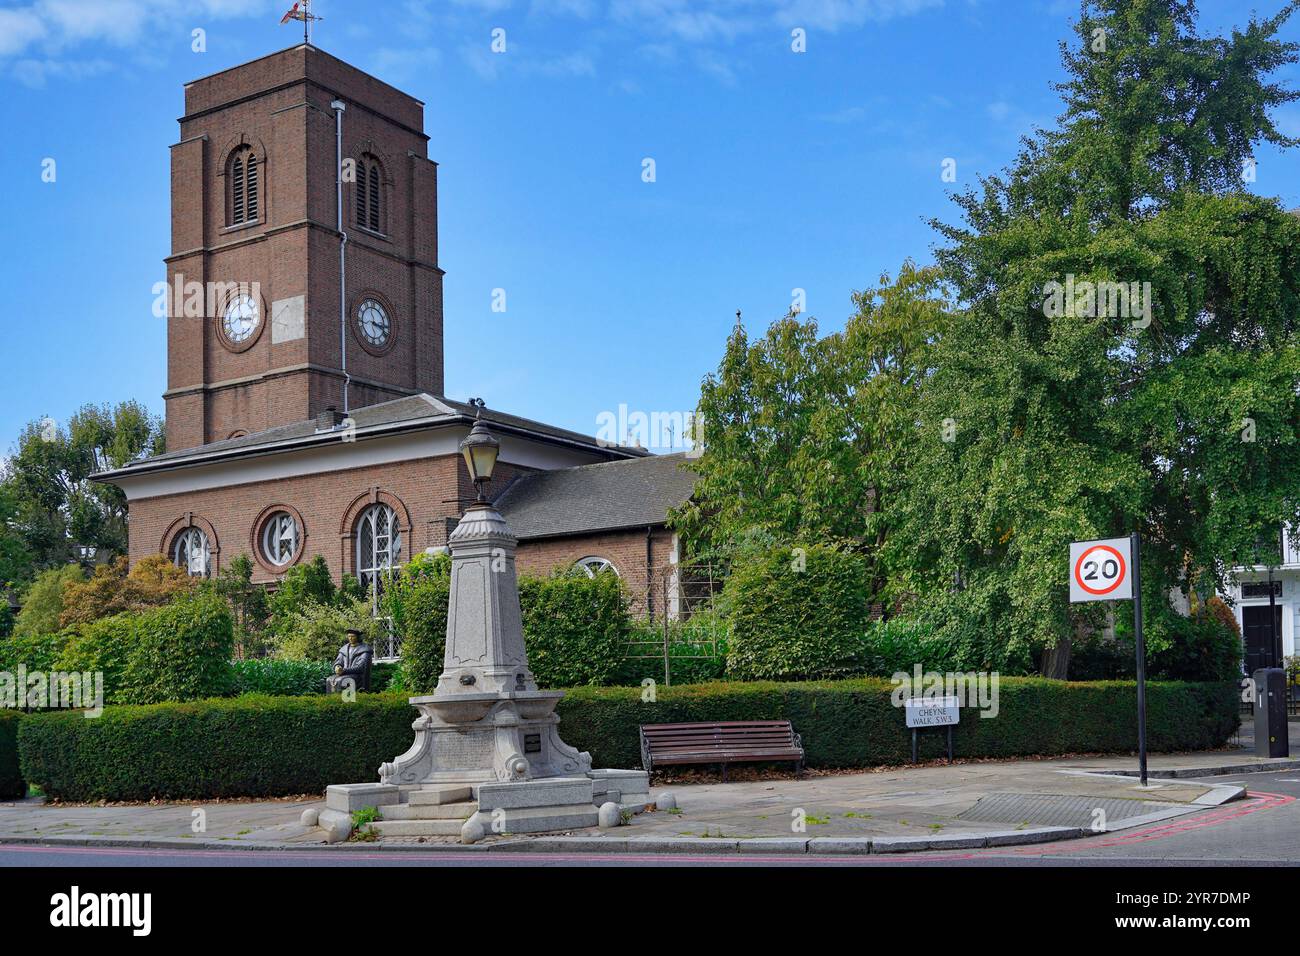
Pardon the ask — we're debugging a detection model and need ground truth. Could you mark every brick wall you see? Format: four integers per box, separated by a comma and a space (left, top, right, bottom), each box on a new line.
165, 45, 442, 451
514, 527, 677, 619
130, 453, 531, 586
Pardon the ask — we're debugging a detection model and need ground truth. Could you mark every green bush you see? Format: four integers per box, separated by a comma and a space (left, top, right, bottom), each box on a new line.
393, 561, 633, 692
231, 659, 332, 697
723, 544, 873, 681
119, 590, 235, 704
614, 611, 729, 685
383, 554, 451, 695
18, 694, 414, 801
371, 661, 399, 692
17, 677, 1239, 801
273, 597, 378, 663
860, 615, 960, 676
12, 565, 84, 639
54, 614, 135, 704
0, 603, 14, 640
0, 711, 24, 799
1072, 600, 1244, 683
519, 570, 630, 687
557, 677, 1240, 769
0, 630, 70, 674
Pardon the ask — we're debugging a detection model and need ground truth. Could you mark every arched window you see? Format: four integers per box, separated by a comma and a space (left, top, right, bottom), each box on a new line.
355, 153, 383, 233
228, 146, 259, 226
172, 527, 212, 578
575, 556, 619, 578
356, 503, 401, 593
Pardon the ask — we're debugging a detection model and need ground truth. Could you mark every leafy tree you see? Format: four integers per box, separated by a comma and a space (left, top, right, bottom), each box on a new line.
213, 555, 270, 659
672, 262, 950, 603
12, 564, 84, 639
893, 0, 1300, 675
58, 554, 194, 628
0, 484, 32, 593
1, 401, 163, 572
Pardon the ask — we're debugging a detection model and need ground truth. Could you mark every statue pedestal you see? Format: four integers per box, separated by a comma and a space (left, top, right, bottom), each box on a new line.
322, 498, 650, 843
379, 690, 592, 786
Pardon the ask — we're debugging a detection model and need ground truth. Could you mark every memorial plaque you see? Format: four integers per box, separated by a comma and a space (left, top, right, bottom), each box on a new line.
431, 730, 496, 770
524, 733, 542, 754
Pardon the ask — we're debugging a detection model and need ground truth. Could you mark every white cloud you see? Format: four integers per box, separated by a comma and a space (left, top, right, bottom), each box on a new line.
0, 0, 277, 60
774, 0, 944, 31
12, 56, 113, 88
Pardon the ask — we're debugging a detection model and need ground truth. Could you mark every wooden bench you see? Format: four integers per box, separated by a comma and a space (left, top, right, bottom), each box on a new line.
639, 720, 805, 781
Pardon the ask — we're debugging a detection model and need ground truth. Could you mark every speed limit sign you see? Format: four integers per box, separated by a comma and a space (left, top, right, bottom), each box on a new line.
1069, 536, 1133, 602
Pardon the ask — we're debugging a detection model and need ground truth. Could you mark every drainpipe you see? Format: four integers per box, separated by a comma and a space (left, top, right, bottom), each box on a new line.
646, 525, 654, 620
330, 98, 351, 415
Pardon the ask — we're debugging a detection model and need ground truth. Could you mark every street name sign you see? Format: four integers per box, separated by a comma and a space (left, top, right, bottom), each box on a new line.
905, 696, 960, 728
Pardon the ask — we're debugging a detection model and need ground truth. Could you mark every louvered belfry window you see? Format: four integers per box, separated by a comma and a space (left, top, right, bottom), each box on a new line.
228, 146, 259, 226
357, 154, 382, 232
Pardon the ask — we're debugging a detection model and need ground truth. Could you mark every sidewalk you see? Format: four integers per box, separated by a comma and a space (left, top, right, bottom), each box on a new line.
3, 731, 1289, 854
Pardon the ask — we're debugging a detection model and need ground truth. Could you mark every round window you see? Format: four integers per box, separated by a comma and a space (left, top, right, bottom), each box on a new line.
357, 299, 391, 347
260, 511, 300, 567
222, 294, 259, 344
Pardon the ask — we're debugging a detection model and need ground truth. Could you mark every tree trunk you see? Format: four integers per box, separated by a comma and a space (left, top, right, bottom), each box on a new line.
1040, 632, 1072, 680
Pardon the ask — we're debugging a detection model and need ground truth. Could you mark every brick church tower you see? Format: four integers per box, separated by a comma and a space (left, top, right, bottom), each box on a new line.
164, 45, 443, 450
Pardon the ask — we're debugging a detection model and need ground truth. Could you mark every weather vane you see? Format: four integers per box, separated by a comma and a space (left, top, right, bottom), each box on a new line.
280, 0, 322, 45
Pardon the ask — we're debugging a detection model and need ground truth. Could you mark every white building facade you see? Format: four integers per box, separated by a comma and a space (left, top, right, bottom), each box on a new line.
1220, 525, 1300, 672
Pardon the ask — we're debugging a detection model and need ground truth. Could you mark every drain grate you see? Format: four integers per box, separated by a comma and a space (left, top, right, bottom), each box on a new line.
957, 793, 1180, 828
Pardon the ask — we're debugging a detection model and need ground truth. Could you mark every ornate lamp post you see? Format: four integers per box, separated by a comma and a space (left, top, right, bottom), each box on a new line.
459, 413, 500, 504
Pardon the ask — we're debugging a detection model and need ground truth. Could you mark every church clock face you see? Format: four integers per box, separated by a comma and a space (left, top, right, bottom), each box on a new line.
357, 298, 391, 347
221, 294, 259, 344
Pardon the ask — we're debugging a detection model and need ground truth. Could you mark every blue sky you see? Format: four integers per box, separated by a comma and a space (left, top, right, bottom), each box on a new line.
3, 0, 1300, 453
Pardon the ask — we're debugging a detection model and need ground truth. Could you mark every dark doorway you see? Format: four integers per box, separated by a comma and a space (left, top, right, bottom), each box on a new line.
1242, 605, 1283, 674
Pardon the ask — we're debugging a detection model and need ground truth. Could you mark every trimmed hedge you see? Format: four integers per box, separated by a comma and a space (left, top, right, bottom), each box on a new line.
16, 677, 1238, 801
17, 694, 414, 802
0, 712, 24, 799
554, 677, 1240, 768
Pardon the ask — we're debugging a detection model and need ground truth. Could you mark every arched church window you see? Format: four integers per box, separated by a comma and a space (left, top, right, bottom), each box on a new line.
356, 503, 401, 593
575, 556, 619, 578
172, 527, 212, 578
356, 153, 383, 233
228, 145, 260, 226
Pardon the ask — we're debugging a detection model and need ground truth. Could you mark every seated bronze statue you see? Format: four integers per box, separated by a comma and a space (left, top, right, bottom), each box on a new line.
326, 628, 372, 693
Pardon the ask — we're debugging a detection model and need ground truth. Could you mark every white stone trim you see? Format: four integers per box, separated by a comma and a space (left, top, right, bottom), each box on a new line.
114, 429, 608, 501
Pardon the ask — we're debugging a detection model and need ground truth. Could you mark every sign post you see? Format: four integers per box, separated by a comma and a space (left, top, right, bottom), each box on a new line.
1131, 531, 1147, 787
904, 696, 959, 764
1069, 534, 1146, 786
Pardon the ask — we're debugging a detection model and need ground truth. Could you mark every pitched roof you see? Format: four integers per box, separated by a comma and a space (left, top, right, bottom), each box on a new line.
95, 393, 646, 481
494, 452, 698, 540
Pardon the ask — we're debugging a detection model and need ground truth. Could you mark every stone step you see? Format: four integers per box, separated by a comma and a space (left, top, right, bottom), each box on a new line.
369, 819, 465, 838
408, 785, 474, 806
492, 804, 600, 835
380, 802, 476, 822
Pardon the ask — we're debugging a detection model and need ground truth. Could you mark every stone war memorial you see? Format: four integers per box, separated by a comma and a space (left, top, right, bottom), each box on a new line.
313, 419, 650, 842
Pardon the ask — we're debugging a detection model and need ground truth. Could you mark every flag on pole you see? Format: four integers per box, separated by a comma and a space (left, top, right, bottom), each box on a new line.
280, 2, 303, 24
